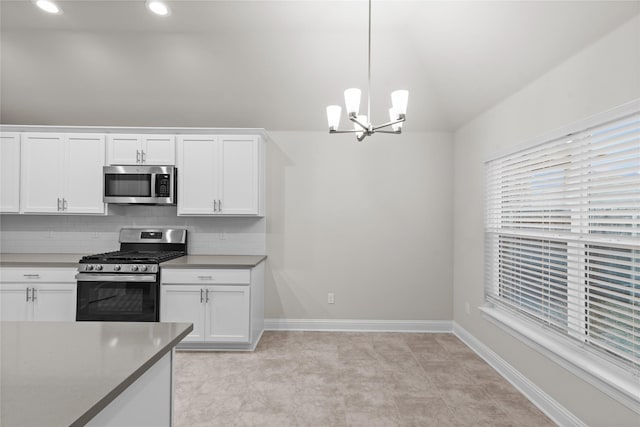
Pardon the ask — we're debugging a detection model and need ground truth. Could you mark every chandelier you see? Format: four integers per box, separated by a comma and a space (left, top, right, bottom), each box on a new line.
326, 0, 408, 142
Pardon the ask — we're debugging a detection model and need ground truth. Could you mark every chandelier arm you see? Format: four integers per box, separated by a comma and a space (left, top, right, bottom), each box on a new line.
349, 115, 370, 131
375, 130, 402, 134
329, 130, 361, 134
371, 117, 406, 132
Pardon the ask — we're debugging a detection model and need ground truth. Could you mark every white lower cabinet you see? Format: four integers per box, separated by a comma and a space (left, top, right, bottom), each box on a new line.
0, 268, 77, 322
160, 265, 264, 350
161, 284, 250, 343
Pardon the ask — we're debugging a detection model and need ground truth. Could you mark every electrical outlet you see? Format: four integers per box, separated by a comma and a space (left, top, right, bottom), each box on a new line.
328, 293, 335, 304
465, 302, 471, 315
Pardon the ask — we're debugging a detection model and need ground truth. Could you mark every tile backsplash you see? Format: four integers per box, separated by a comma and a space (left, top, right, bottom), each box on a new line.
0, 205, 265, 255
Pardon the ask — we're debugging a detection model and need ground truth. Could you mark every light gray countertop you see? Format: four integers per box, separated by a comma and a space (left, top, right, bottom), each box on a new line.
162, 255, 267, 268
0, 321, 193, 427
0, 253, 266, 268
0, 253, 86, 268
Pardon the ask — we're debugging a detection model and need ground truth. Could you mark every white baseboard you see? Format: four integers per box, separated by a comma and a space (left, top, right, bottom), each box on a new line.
264, 318, 453, 333
453, 322, 586, 427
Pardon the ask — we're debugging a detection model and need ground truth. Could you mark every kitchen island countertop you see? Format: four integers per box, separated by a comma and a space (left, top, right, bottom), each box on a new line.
0, 321, 193, 427
162, 254, 266, 268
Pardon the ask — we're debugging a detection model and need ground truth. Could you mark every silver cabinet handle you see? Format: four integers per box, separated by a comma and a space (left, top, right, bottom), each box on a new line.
200, 288, 204, 303
141, 150, 146, 163
31, 288, 37, 301
136, 150, 141, 163
23, 274, 40, 279
26, 287, 30, 302
63, 198, 68, 211
218, 200, 222, 212
57, 198, 61, 211
197, 276, 212, 280
205, 288, 209, 303
213, 200, 217, 212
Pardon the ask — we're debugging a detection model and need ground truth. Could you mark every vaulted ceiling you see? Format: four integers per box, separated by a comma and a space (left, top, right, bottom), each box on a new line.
1, 1, 638, 131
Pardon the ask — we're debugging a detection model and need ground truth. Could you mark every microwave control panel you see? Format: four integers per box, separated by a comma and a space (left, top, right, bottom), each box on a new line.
156, 174, 171, 197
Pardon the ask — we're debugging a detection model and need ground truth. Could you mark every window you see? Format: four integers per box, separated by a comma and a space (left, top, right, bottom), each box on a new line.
485, 109, 640, 374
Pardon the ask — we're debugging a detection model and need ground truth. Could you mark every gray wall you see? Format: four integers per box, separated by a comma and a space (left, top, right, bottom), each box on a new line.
265, 131, 453, 320
452, 16, 640, 426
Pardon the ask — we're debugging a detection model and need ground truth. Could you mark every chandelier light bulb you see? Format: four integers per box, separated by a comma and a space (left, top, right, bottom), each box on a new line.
326, 105, 342, 131
146, 0, 171, 16
389, 108, 403, 132
391, 90, 409, 116
35, 0, 62, 14
354, 115, 368, 139
344, 88, 362, 116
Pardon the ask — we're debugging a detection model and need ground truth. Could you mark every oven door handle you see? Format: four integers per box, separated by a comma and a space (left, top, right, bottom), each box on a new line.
75, 273, 157, 282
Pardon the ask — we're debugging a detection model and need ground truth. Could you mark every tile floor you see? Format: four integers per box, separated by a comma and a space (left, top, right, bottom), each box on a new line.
174, 331, 556, 426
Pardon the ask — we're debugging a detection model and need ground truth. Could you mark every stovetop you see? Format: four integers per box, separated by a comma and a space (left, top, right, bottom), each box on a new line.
77, 228, 187, 274
80, 250, 186, 264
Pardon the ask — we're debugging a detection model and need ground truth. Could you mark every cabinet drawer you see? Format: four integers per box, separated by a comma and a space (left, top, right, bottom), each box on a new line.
0, 268, 77, 283
161, 269, 250, 285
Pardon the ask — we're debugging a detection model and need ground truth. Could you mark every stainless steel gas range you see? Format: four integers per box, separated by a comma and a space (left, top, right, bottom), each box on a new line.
75, 228, 187, 322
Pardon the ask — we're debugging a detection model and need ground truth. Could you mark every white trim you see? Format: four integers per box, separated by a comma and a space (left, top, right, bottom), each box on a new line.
264, 318, 452, 333
479, 307, 640, 416
453, 322, 588, 427
484, 97, 640, 162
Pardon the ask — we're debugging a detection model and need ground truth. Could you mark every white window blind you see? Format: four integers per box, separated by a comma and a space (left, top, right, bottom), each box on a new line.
485, 110, 640, 370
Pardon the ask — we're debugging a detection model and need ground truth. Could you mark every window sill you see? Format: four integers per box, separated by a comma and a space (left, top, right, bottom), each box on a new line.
480, 305, 640, 415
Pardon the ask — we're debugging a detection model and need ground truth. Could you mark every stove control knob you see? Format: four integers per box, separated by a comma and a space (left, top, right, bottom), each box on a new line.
85, 265, 94, 271
140, 265, 148, 272
94, 265, 103, 271
113, 265, 121, 271
131, 265, 139, 272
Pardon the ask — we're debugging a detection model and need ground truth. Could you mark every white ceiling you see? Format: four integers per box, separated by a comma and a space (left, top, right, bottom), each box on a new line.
1, 0, 638, 131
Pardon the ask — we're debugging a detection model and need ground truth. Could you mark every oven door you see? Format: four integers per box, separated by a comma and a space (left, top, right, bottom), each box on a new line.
75, 273, 159, 322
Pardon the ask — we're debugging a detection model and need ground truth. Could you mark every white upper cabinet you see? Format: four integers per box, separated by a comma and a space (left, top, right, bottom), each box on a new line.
107, 134, 175, 165
176, 135, 219, 215
177, 135, 261, 216
64, 134, 107, 214
21, 133, 106, 214
0, 132, 21, 213
220, 136, 259, 215
21, 133, 65, 213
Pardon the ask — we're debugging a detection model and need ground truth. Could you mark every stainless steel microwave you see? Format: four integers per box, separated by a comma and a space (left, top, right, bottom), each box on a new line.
103, 165, 176, 205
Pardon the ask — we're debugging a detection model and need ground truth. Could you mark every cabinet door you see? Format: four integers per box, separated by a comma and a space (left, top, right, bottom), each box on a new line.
107, 134, 141, 165
220, 136, 259, 215
0, 132, 20, 213
142, 135, 175, 165
176, 135, 220, 215
32, 283, 77, 321
161, 285, 206, 342
205, 285, 250, 343
21, 133, 64, 213
0, 284, 32, 321
64, 134, 106, 214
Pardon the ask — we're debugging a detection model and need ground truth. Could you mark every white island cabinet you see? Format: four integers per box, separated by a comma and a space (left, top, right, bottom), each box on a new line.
0, 267, 77, 322
20, 132, 106, 214
160, 256, 265, 350
176, 135, 263, 216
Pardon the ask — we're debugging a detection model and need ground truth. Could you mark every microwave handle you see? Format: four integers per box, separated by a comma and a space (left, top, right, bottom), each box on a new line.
151, 173, 157, 197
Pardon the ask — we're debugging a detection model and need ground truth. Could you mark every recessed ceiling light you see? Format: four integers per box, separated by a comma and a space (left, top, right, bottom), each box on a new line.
146, 1, 171, 17
34, 0, 62, 15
